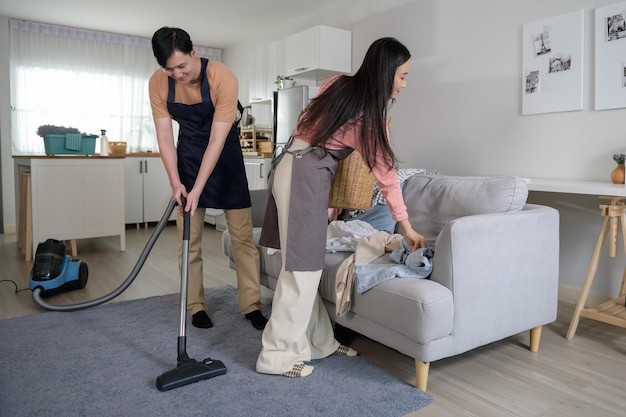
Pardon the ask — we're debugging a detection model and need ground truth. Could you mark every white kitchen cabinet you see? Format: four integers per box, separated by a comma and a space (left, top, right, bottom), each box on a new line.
285, 25, 351, 81
264, 39, 285, 100
244, 157, 272, 190
203, 157, 271, 231
14, 156, 126, 256
249, 39, 286, 103
248, 44, 267, 103
124, 156, 175, 226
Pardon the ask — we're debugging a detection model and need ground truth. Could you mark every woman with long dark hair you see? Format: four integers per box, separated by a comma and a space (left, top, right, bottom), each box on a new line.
257, 37, 426, 378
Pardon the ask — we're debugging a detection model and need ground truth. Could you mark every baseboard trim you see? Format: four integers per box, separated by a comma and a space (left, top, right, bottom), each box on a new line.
558, 284, 611, 306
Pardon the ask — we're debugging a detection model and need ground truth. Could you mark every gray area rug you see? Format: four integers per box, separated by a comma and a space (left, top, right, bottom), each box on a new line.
0, 285, 433, 417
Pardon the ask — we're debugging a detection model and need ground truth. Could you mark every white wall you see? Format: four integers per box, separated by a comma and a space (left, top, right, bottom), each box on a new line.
2, 0, 625, 303
224, 0, 626, 304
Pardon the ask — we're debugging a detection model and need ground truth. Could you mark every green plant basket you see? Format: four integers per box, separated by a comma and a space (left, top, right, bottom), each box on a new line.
43, 134, 98, 156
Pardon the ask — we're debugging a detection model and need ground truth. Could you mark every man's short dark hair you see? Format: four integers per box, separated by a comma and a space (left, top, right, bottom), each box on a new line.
151, 27, 194, 67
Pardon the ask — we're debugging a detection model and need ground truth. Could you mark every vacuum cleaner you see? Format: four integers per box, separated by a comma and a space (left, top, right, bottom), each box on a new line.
29, 197, 227, 391
29, 238, 88, 298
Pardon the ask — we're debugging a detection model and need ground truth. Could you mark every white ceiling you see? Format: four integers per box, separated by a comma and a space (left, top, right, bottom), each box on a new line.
0, 0, 343, 49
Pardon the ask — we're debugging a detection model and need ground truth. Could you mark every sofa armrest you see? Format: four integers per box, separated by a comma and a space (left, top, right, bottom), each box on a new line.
249, 188, 269, 228
431, 204, 559, 350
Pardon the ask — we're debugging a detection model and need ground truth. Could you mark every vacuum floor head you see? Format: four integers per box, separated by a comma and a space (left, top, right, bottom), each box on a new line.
156, 358, 227, 391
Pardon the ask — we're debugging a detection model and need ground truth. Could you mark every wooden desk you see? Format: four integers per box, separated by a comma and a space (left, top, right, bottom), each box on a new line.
525, 177, 626, 197
526, 178, 626, 339
13, 156, 126, 259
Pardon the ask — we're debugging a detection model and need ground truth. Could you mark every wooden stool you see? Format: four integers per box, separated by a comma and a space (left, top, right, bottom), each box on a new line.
17, 171, 33, 261
17, 172, 25, 251
17, 171, 77, 260
64, 240, 78, 257
566, 196, 626, 339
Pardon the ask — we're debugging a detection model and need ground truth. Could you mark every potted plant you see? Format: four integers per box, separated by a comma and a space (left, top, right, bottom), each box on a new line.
611, 153, 625, 184
274, 75, 295, 90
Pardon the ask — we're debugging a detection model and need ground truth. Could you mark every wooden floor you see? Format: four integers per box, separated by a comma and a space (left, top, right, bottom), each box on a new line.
2, 224, 626, 417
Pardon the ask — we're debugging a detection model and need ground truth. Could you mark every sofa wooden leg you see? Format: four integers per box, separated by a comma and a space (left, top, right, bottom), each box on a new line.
529, 326, 542, 352
64, 240, 77, 257
415, 360, 429, 391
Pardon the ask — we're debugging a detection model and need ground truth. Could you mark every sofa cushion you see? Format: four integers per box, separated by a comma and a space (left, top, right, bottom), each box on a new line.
318, 252, 454, 344
345, 169, 437, 234
403, 174, 528, 244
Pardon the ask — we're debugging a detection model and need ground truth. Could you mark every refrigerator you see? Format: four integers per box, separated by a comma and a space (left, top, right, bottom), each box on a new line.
273, 85, 320, 156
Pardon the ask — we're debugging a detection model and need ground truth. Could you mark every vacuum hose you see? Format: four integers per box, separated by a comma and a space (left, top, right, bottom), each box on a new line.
32, 198, 177, 312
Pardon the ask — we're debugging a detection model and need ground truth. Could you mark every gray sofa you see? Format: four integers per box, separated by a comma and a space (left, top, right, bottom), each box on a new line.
222, 173, 559, 391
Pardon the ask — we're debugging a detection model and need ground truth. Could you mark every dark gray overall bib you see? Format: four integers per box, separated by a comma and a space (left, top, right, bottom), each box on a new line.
259, 137, 352, 271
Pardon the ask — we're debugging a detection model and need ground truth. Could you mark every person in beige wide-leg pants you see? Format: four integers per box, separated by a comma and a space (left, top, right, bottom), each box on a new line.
256, 38, 426, 378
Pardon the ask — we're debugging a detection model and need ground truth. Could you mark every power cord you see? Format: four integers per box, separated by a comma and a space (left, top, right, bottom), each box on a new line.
0, 280, 30, 294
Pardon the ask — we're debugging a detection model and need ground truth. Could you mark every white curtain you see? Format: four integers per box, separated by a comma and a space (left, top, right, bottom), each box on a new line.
9, 20, 222, 155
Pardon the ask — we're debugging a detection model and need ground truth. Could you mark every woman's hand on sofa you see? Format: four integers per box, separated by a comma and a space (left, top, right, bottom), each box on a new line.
398, 219, 426, 251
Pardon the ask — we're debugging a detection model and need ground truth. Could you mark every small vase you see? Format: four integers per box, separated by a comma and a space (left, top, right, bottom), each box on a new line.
279, 79, 293, 90
611, 164, 625, 184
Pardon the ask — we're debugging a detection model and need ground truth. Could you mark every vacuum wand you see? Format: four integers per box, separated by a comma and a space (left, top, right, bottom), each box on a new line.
156, 196, 227, 391
177, 199, 191, 361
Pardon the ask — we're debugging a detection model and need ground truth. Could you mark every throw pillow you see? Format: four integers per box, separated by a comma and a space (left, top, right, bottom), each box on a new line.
403, 173, 529, 244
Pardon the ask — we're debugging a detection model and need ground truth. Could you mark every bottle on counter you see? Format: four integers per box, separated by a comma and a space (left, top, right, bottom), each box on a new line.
100, 129, 109, 156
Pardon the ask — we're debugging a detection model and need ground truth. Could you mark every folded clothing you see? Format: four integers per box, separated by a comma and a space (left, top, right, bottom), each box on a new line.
355, 238, 434, 294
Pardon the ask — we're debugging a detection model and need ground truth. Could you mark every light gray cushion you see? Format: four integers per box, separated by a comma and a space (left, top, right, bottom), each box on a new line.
403, 174, 528, 244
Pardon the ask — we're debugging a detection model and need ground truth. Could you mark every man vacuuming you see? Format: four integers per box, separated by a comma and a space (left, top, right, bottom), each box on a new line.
149, 26, 267, 331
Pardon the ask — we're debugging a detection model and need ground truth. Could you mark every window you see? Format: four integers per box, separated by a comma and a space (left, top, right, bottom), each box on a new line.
9, 20, 221, 155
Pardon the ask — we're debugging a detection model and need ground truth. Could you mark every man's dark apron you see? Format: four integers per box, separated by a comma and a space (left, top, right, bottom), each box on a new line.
167, 57, 250, 209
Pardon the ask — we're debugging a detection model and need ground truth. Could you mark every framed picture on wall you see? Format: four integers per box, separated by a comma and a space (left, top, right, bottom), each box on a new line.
522, 10, 584, 115
548, 54, 571, 73
607, 12, 626, 41
595, 2, 626, 110
533, 31, 552, 56
525, 70, 540, 94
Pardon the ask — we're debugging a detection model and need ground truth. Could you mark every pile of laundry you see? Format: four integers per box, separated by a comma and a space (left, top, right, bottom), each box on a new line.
328, 220, 434, 316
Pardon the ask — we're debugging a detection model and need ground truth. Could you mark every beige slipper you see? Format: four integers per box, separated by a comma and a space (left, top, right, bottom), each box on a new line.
282, 363, 314, 378
335, 344, 358, 357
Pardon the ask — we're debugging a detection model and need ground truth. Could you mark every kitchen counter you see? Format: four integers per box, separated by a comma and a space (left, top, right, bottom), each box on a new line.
14, 152, 161, 158
126, 152, 161, 157
14, 156, 126, 258
15, 154, 126, 159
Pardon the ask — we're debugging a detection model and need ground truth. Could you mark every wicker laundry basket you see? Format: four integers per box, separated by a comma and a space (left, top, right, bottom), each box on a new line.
328, 151, 375, 210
